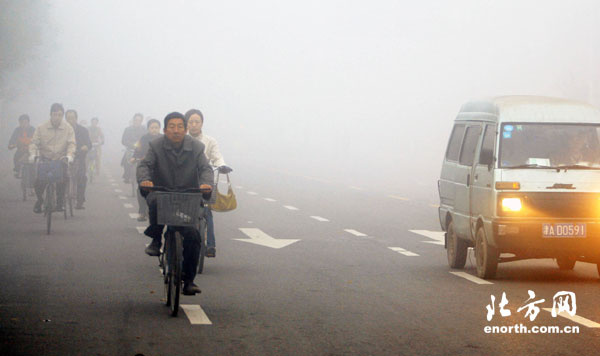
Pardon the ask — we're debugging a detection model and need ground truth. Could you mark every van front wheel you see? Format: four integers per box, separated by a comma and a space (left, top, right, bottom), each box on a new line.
475, 226, 498, 279
447, 221, 467, 269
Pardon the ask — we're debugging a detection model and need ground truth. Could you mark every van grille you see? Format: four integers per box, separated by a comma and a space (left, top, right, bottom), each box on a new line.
498, 192, 600, 218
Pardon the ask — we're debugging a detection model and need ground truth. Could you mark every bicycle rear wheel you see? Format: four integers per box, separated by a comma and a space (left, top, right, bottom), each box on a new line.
167, 231, 183, 317
197, 219, 207, 274
20, 165, 27, 201
45, 184, 54, 235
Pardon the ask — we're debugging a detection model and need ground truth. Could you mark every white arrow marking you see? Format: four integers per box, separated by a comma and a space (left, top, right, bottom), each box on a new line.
449, 272, 493, 285
310, 216, 330, 222
388, 247, 420, 256
181, 304, 212, 325
410, 230, 445, 245
542, 308, 600, 328
128, 213, 140, 219
236, 228, 300, 249
283, 205, 299, 211
344, 229, 367, 237
123, 203, 134, 209
264, 198, 276, 202
136, 226, 146, 234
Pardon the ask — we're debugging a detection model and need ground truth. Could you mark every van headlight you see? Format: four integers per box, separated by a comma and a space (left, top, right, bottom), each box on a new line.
502, 198, 522, 212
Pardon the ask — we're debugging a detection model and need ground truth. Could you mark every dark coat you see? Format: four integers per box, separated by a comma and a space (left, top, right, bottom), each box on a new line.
136, 135, 213, 189
121, 125, 146, 150
73, 124, 92, 159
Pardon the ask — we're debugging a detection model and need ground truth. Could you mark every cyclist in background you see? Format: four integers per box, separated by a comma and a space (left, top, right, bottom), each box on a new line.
29, 103, 76, 213
121, 113, 145, 183
65, 110, 92, 209
138, 112, 213, 295
132, 118, 162, 221
186, 109, 232, 258
8, 114, 35, 178
88, 117, 104, 176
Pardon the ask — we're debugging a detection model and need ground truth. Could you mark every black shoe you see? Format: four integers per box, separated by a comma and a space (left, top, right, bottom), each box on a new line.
34, 200, 43, 214
144, 239, 161, 256
183, 282, 201, 295
206, 247, 216, 258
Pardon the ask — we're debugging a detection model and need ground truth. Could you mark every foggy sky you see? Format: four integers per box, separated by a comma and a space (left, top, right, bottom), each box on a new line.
3, 0, 599, 197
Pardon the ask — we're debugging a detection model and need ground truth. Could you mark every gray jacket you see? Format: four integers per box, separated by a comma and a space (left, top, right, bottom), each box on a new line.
136, 135, 213, 189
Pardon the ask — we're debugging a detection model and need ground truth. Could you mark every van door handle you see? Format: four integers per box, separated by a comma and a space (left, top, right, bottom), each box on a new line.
466, 174, 470, 187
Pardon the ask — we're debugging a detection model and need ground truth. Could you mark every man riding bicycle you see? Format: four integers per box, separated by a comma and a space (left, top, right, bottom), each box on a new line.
65, 110, 92, 209
29, 103, 76, 213
121, 113, 146, 183
137, 112, 213, 295
133, 118, 162, 221
88, 117, 105, 176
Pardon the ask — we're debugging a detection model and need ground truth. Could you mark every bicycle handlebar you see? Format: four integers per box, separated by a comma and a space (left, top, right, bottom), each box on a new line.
141, 186, 212, 194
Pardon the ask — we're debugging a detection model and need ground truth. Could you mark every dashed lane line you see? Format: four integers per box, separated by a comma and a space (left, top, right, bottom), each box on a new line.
388, 195, 410, 201
136, 226, 146, 234
247, 191, 258, 195
235, 185, 243, 189
264, 198, 277, 202
388, 247, 419, 256
118, 195, 128, 200
449, 272, 493, 285
542, 308, 600, 328
128, 213, 140, 219
310, 216, 330, 222
430, 204, 440, 208
344, 229, 367, 237
410, 230, 445, 246
123, 203, 134, 209
115, 189, 123, 193
181, 304, 212, 325
283, 205, 299, 211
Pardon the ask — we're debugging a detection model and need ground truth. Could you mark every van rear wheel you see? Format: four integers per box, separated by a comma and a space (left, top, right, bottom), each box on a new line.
475, 226, 498, 279
556, 257, 576, 270
446, 221, 467, 269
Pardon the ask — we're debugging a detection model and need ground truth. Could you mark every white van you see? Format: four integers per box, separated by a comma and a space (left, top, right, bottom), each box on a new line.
438, 96, 600, 279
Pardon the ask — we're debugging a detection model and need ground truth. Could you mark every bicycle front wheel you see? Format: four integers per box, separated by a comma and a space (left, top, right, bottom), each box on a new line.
45, 184, 54, 235
197, 219, 207, 274
167, 231, 183, 317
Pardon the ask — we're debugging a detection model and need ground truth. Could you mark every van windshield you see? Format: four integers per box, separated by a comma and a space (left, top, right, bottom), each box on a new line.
499, 123, 600, 169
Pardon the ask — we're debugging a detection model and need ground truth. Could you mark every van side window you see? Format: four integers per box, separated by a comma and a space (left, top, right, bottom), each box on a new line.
445, 124, 465, 161
459, 125, 482, 166
479, 125, 496, 165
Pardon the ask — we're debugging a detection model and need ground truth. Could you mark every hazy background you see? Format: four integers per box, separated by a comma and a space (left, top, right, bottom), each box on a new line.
1, 0, 599, 198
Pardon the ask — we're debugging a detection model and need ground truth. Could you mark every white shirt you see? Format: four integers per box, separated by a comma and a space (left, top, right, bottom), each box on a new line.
191, 132, 225, 167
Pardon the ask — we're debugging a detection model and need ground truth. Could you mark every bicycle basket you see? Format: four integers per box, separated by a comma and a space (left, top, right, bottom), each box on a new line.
155, 191, 204, 226
37, 161, 64, 183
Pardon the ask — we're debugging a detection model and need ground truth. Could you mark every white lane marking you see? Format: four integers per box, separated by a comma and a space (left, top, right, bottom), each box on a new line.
310, 216, 330, 222
181, 304, 212, 325
247, 191, 258, 195
264, 198, 276, 202
118, 195, 128, 200
236, 228, 300, 249
388, 195, 410, 201
349, 186, 363, 191
129, 213, 140, 219
430, 204, 440, 208
388, 247, 419, 256
235, 185, 243, 189
115, 189, 123, 193
449, 272, 493, 285
136, 226, 146, 233
344, 229, 367, 237
410, 230, 445, 245
123, 203, 134, 209
283, 205, 299, 211
542, 308, 600, 328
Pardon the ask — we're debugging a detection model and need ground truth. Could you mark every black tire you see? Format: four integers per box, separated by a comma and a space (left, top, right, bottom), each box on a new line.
161, 238, 170, 307
475, 226, 499, 279
556, 257, 576, 270
446, 221, 468, 269
197, 220, 207, 274
168, 231, 183, 317
21, 165, 27, 201
45, 184, 54, 235
69, 180, 74, 218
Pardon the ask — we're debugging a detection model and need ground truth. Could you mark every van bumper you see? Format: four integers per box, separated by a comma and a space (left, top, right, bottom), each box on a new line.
491, 219, 600, 259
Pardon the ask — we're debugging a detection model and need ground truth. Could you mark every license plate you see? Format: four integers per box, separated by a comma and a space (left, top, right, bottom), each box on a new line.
542, 223, 586, 238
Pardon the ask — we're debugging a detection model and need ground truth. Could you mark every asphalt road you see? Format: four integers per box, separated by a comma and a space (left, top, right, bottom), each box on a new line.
1, 156, 600, 356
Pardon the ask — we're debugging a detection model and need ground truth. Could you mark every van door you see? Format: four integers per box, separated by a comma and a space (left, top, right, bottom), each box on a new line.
453, 123, 482, 240
470, 124, 496, 233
